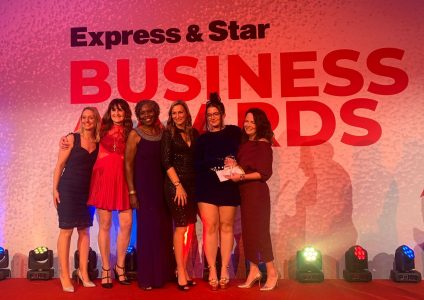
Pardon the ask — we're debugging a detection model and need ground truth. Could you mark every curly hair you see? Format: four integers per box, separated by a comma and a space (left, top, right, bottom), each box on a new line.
241, 108, 274, 143
134, 99, 160, 122
166, 100, 194, 141
100, 98, 133, 140
205, 92, 225, 131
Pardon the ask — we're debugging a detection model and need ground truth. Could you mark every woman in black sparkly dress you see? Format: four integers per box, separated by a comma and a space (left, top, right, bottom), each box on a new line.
161, 100, 199, 291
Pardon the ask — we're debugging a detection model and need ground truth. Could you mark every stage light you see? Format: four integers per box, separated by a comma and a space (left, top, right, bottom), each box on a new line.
296, 246, 324, 282
72, 248, 98, 281
125, 245, 137, 281
343, 245, 372, 282
0, 247, 11, 280
27, 246, 54, 280
390, 245, 422, 282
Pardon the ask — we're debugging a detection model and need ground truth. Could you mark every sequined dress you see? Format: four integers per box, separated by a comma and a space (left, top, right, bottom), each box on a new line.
88, 124, 130, 211
161, 128, 198, 227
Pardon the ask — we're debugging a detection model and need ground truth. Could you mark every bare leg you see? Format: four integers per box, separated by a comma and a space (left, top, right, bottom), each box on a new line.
218, 205, 236, 283
97, 209, 112, 284
57, 228, 73, 288
77, 227, 90, 281
183, 223, 195, 281
263, 260, 278, 288
115, 209, 132, 280
174, 226, 188, 285
198, 202, 219, 287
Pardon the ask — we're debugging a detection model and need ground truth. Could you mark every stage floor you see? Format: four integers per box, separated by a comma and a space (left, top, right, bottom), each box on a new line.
1, 278, 423, 299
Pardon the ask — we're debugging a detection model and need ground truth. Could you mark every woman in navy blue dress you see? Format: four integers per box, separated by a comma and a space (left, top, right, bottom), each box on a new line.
195, 93, 241, 290
53, 107, 101, 292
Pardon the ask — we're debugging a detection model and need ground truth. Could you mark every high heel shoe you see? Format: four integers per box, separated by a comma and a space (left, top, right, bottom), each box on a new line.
219, 265, 230, 289
208, 265, 219, 291
260, 275, 279, 291
101, 266, 113, 289
76, 269, 96, 287
187, 279, 197, 286
175, 270, 191, 291
60, 278, 74, 293
113, 264, 131, 285
238, 272, 262, 288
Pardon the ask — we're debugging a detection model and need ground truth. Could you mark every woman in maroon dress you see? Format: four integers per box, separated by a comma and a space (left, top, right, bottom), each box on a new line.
226, 108, 279, 291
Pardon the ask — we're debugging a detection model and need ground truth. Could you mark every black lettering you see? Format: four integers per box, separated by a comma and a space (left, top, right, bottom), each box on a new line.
88, 31, 104, 46
121, 30, 134, 45
209, 20, 228, 41
133, 29, 149, 44
105, 31, 122, 50
228, 21, 240, 40
166, 28, 181, 43
71, 27, 87, 47
150, 28, 165, 44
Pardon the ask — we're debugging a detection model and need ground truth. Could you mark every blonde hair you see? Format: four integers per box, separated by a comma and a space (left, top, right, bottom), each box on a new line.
79, 107, 101, 142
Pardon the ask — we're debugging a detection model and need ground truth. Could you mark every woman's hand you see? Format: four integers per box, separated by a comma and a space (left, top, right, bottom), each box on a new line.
129, 194, 139, 210
225, 173, 242, 182
53, 190, 60, 209
60, 135, 71, 150
174, 184, 187, 206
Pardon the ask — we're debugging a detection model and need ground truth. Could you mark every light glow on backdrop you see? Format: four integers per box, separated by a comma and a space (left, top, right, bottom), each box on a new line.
0, 0, 423, 278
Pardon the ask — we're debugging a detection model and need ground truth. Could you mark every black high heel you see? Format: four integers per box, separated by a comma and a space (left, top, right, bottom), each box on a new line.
101, 266, 113, 289
175, 270, 190, 291
187, 280, 197, 286
113, 264, 131, 285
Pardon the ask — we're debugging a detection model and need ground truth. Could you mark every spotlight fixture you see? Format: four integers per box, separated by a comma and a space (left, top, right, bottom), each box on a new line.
27, 246, 54, 280
125, 246, 137, 281
72, 248, 98, 281
390, 245, 422, 282
0, 247, 11, 280
343, 245, 372, 282
296, 246, 324, 282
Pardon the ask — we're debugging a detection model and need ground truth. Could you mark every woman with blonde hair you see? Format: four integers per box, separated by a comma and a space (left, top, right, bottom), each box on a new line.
53, 107, 101, 292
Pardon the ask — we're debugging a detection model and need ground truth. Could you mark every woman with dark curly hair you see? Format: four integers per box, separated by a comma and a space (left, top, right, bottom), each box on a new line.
125, 100, 174, 290
87, 98, 133, 288
226, 108, 279, 291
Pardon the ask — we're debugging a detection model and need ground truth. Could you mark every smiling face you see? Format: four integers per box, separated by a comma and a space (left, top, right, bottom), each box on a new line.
243, 112, 257, 140
171, 104, 187, 128
138, 103, 157, 127
206, 106, 224, 131
111, 105, 125, 125
81, 109, 96, 131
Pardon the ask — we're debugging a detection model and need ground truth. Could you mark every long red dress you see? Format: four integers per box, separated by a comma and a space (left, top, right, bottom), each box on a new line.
238, 140, 274, 264
88, 124, 130, 211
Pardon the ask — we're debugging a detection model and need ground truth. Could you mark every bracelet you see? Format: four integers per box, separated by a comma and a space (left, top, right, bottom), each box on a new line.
240, 174, 245, 181
129, 190, 136, 195
173, 181, 181, 187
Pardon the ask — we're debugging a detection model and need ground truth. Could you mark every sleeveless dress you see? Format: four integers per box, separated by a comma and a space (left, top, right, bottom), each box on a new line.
57, 133, 99, 229
161, 128, 198, 227
238, 140, 274, 264
194, 125, 242, 206
88, 124, 130, 211
133, 128, 175, 288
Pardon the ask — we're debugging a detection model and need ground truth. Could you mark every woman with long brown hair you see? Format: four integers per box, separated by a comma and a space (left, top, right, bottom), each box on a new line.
161, 100, 199, 290
87, 98, 133, 288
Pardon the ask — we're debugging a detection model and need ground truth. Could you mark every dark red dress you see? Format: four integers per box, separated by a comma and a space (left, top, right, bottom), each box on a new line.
238, 140, 274, 264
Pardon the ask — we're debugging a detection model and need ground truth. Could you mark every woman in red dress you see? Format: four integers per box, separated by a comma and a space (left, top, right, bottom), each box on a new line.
87, 98, 133, 288
226, 108, 279, 291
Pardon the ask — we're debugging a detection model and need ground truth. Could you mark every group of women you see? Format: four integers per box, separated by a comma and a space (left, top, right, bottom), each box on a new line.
52, 94, 279, 293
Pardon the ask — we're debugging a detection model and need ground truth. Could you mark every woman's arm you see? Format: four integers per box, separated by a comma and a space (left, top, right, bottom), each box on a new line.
52, 134, 74, 208
124, 130, 140, 209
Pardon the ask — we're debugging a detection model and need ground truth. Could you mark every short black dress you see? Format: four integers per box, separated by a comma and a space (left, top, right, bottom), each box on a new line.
161, 128, 198, 227
57, 133, 99, 229
194, 125, 241, 206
